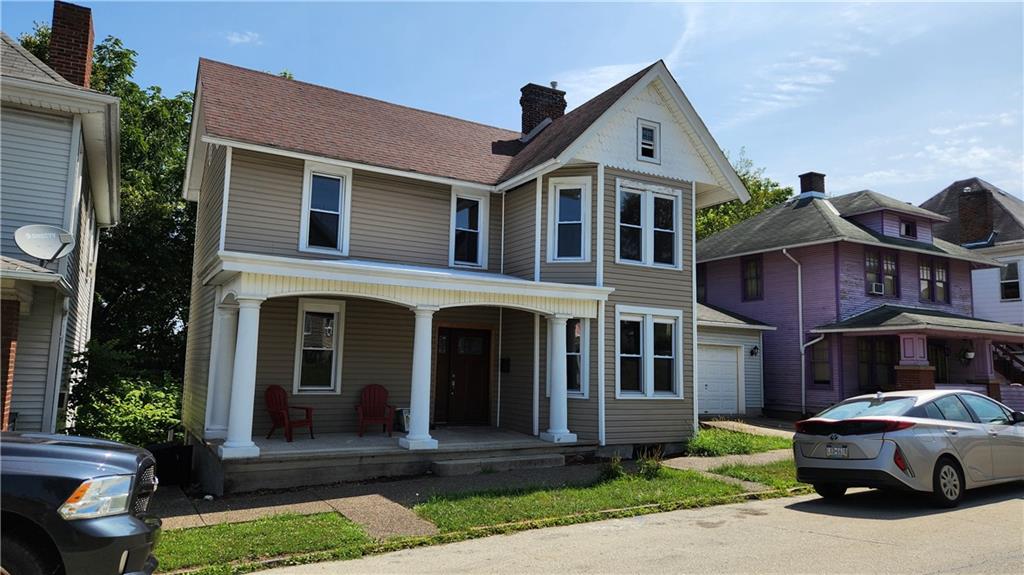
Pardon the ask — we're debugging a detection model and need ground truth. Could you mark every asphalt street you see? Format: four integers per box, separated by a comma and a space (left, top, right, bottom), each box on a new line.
262, 483, 1024, 574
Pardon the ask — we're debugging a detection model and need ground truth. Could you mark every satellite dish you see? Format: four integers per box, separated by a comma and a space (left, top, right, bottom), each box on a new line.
14, 224, 75, 266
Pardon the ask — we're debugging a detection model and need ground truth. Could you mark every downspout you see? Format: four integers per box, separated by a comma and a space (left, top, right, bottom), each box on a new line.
783, 248, 824, 416
496, 192, 505, 427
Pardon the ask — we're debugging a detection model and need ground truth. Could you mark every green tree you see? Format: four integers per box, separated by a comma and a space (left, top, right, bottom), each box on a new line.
19, 27, 194, 442
696, 151, 793, 240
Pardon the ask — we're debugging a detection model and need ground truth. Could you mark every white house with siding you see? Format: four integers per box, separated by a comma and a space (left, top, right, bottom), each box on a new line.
0, 2, 120, 433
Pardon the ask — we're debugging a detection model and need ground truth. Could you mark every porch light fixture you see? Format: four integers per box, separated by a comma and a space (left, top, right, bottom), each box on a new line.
750, 345, 760, 357
958, 342, 975, 366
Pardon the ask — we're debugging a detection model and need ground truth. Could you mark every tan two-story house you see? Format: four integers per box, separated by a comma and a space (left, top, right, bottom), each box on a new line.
181, 59, 747, 493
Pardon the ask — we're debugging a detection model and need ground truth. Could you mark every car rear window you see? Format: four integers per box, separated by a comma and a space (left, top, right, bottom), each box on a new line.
816, 397, 916, 419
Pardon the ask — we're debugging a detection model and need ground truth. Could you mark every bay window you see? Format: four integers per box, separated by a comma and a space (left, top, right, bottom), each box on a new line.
616, 306, 684, 398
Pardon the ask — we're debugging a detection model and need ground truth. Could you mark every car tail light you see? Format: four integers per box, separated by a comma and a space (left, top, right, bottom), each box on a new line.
867, 419, 916, 433
892, 444, 915, 477
795, 418, 914, 436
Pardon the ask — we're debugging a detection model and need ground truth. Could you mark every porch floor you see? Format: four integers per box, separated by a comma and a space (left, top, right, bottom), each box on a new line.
253, 426, 567, 458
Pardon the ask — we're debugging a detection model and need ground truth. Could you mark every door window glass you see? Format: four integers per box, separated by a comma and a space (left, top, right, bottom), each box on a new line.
933, 395, 974, 423
960, 394, 1010, 424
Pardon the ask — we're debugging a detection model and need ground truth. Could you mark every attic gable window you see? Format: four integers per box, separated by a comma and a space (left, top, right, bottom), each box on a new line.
300, 162, 352, 255
637, 119, 660, 163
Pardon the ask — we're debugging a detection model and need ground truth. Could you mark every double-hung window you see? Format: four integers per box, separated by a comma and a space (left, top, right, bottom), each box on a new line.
547, 177, 591, 262
293, 299, 346, 394
547, 318, 589, 398
810, 340, 830, 385
450, 188, 489, 268
1000, 261, 1021, 300
616, 179, 681, 268
300, 163, 352, 254
919, 256, 950, 303
865, 249, 898, 296
616, 306, 683, 398
741, 254, 763, 301
637, 119, 660, 163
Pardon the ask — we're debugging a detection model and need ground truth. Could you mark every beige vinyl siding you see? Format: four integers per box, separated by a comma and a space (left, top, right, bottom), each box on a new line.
497, 309, 535, 434
603, 168, 695, 445
196, 145, 225, 279
181, 146, 229, 437
10, 287, 59, 432
223, 149, 504, 272
697, 326, 764, 412
540, 165, 598, 285
0, 106, 72, 268
249, 299, 508, 435
502, 181, 535, 279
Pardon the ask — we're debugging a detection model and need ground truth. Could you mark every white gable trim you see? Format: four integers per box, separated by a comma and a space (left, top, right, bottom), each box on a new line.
557, 61, 748, 207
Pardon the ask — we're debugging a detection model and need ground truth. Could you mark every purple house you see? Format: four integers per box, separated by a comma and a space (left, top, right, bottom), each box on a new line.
697, 172, 1024, 416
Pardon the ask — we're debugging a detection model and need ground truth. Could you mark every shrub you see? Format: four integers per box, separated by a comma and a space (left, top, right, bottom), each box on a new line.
600, 454, 626, 481
71, 375, 181, 447
635, 445, 663, 480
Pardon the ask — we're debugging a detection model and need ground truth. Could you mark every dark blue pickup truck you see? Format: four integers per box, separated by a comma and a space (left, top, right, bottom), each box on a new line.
1, 433, 161, 575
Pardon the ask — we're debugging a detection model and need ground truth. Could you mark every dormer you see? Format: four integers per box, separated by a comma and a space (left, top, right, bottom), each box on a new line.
829, 188, 949, 246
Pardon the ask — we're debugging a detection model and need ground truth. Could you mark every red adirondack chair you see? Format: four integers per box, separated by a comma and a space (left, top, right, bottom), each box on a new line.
265, 385, 314, 442
355, 384, 395, 437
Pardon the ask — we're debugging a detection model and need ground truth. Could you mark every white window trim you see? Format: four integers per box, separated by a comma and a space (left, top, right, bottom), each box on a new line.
292, 298, 346, 395
546, 317, 590, 399
637, 118, 661, 164
614, 178, 683, 270
614, 305, 684, 399
299, 161, 353, 255
546, 176, 592, 263
448, 186, 490, 269
1000, 261, 1021, 301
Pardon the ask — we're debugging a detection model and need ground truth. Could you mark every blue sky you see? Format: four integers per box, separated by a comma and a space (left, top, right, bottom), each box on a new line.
4, 1, 1022, 203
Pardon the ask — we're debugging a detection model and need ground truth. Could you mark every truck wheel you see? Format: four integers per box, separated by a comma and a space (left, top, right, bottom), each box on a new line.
0, 534, 53, 575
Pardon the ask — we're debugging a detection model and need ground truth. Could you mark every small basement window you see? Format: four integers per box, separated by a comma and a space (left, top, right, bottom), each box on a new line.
637, 119, 660, 163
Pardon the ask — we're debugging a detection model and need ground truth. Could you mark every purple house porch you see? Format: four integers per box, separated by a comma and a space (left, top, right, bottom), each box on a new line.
697, 172, 1024, 415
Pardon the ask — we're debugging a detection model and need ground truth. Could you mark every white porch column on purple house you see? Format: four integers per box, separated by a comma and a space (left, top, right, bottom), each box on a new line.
400, 305, 439, 450
541, 314, 577, 443
895, 332, 935, 390
219, 297, 264, 459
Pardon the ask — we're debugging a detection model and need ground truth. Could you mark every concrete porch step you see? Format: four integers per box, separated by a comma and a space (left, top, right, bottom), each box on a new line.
431, 453, 565, 477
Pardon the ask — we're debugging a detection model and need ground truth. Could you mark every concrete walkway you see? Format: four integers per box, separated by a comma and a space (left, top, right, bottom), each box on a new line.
700, 418, 795, 439
662, 448, 794, 492
152, 462, 606, 533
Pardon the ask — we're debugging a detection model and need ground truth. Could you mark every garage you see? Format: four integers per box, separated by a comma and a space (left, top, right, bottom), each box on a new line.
698, 344, 742, 414
696, 304, 775, 416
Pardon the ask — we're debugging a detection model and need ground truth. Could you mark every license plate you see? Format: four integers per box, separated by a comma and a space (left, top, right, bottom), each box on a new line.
826, 444, 848, 459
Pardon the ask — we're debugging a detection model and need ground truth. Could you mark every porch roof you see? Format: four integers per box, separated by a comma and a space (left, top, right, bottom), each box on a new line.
811, 305, 1024, 339
212, 250, 613, 317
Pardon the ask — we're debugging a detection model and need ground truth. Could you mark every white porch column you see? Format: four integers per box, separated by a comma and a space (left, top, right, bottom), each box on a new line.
219, 297, 264, 459
541, 314, 577, 443
400, 305, 439, 450
207, 304, 238, 438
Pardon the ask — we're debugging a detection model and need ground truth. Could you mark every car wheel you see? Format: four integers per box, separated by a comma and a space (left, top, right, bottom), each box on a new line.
813, 483, 847, 500
0, 534, 53, 575
932, 457, 965, 508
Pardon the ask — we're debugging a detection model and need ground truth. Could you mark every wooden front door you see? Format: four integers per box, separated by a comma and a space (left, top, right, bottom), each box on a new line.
434, 328, 491, 425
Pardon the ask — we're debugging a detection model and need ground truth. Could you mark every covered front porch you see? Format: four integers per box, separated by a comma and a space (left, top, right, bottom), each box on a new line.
811, 305, 1024, 407
200, 252, 612, 460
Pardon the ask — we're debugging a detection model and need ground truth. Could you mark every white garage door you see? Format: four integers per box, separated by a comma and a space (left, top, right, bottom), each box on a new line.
698, 344, 740, 414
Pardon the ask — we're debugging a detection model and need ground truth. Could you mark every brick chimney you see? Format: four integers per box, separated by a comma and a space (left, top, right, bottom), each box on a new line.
957, 184, 993, 244
798, 172, 826, 197
520, 82, 566, 135
48, 1, 94, 88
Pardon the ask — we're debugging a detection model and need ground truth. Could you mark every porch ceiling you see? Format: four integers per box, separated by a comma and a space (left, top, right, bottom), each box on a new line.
210, 250, 612, 317
812, 305, 1024, 341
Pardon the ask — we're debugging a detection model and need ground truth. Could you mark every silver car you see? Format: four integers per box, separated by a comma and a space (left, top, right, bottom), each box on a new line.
794, 389, 1024, 507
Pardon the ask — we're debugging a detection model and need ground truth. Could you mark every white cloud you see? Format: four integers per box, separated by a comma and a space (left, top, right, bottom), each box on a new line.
719, 54, 847, 128
225, 31, 261, 46
929, 111, 1018, 135
556, 5, 701, 110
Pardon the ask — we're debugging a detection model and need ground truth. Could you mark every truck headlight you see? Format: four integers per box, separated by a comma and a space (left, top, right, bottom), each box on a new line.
58, 475, 134, 520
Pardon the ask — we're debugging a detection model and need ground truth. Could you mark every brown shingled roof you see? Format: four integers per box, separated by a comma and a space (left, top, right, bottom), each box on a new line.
196, 58, 656, 186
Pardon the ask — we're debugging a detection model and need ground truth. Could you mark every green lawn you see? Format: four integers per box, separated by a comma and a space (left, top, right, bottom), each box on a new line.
414, 468, 744, 532
685, 428, 792, 456
711, 459, 804, 490
155, 512, 370, 572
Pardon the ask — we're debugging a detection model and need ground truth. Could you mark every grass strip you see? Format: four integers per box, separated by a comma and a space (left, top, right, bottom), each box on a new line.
710, 459, 805, 490
685, 428, 792, 456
